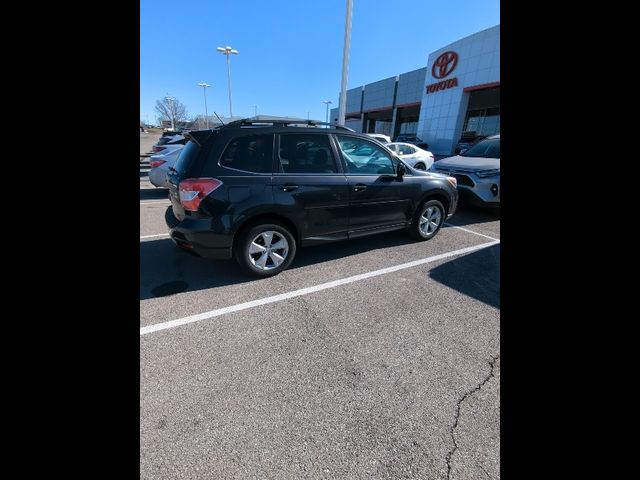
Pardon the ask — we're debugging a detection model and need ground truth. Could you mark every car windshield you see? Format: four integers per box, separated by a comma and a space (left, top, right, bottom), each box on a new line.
461, 138, 500, 158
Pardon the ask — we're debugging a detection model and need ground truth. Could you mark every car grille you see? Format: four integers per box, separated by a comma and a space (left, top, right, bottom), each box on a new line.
433, 167, 475, 187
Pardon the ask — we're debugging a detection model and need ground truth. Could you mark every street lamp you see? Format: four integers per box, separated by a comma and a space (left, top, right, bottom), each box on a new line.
165, 95, 175, 131
251, 104, 258, 117
197, 82, 211, 128
216, 45, 239, 119
338, 0, 354, 126
323, 100, 332, 125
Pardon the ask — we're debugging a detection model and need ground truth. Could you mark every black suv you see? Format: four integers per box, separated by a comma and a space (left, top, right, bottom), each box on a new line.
165, 118, 459, 277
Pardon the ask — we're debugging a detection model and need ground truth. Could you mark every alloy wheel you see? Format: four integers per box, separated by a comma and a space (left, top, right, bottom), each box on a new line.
248, 230, 290, 271
419, 206, 442, 236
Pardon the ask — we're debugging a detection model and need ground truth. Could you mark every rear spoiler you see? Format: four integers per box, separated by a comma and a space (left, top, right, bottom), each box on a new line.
183, 129, 216, 147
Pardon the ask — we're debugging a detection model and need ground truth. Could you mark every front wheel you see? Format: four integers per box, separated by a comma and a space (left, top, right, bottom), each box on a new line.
409, 199, 445, 241
234, 223, 297, 277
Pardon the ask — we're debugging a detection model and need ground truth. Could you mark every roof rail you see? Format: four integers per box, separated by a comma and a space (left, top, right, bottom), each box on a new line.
216, 117, 354, 132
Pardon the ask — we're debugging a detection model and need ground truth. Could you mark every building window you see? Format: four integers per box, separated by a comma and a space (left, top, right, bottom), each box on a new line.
462, 107, 500, 137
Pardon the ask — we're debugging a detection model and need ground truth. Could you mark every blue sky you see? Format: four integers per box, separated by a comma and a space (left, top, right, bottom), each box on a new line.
140, 0, 499, 125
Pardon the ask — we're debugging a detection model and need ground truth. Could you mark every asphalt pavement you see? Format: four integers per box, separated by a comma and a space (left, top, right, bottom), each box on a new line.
139, 133, 500, 479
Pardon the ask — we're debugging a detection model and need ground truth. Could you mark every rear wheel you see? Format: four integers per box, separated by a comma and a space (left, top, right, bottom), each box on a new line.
234, 223, 297, 277
409, 199, 445, 241
164, 206, 180, 229
414, 162, 426, 170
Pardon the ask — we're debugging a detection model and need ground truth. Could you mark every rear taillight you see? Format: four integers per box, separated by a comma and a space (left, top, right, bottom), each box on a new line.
179, 178, 223, 212
149, 159, 166, 168
152, 145, 166, 153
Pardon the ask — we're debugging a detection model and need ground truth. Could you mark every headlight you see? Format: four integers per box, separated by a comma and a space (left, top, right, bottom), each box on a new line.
476, 169, 500, 178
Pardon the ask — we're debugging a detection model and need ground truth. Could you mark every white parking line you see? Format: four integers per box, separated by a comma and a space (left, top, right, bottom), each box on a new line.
140, 233, 170, 240
444, 223, 499, 241
140, 239, 499, 336
140, 200, 170, 206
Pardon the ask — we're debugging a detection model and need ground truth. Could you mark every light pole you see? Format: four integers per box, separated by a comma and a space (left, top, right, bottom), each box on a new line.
216, 45, 239, 119
197, 82, 211, 128
251, 104, 258, 117
323, 100, 332, 125
165, 95, 175, 131
338, 0, 354, 126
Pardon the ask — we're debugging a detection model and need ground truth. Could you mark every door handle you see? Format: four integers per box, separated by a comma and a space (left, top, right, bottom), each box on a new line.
352, 184, 367, 192
278, 184, 299, 192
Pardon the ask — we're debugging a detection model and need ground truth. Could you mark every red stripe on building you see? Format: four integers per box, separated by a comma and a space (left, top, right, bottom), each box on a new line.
394, 102, 421, 109
463, 81, 500, 92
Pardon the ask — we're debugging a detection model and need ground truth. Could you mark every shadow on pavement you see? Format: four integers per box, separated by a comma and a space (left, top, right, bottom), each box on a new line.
141, 239, 252, 300
140, 188, 169, 201
140, 230, 415, 300
429, 243, 500, 309
446, 203, 499, 228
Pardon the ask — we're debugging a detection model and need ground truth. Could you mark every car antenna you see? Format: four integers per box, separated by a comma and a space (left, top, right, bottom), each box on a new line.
214, 112, 225, 126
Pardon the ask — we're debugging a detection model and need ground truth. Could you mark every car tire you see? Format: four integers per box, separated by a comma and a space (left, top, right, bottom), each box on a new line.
414, 162, 426, 170
234, 222, 297, 277
164, 206, 180, 229
409, 199, 445, 241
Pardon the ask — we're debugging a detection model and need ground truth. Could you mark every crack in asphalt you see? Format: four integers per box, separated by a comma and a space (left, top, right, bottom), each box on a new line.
445, 354, 499, 480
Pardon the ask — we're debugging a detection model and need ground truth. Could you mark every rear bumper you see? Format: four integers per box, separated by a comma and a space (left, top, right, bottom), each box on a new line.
148, 168, 167, 188
168, 216, 233, 259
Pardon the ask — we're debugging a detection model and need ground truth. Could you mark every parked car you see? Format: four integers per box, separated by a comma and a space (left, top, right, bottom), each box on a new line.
394, 135, 429, 150
454, 133, 487, 154
366, 133, 391, 143
164, 117, 459, 277
148, 146, 185, 188
429, 134, 500, 208
385, 142, 435, 170
152, 135, 187, 152
151, 142, 185, 157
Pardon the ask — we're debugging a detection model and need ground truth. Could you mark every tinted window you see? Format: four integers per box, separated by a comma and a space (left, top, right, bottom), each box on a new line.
277, 134, 337, 174
173, 140, 200, 175
336, 135, 394, 174
220, 134, 273, 173
398, 144, 416, 155
461, 138, 500, 158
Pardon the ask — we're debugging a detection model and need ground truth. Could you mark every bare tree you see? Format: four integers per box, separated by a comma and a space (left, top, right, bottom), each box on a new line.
154, 97, 188, 129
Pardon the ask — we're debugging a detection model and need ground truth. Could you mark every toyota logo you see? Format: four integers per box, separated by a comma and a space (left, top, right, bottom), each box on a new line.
432, 51, 459, 79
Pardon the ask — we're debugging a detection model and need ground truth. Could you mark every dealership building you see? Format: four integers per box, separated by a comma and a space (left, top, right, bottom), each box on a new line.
331, 25, 499, 155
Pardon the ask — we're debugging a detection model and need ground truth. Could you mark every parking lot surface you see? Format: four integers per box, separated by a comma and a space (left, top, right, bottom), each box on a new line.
140, 133, 500, 479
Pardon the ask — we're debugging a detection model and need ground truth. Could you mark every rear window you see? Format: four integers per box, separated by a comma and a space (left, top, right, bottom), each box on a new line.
173, 140, 200, 175
220, 134, 273, 173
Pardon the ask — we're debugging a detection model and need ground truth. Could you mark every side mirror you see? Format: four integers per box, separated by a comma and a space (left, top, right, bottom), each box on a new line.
397, 162, 407, 179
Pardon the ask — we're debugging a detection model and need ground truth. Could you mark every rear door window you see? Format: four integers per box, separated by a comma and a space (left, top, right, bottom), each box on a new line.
399, 144, 416, 155
220, 134, 274, 173
277, 134, 338, 174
